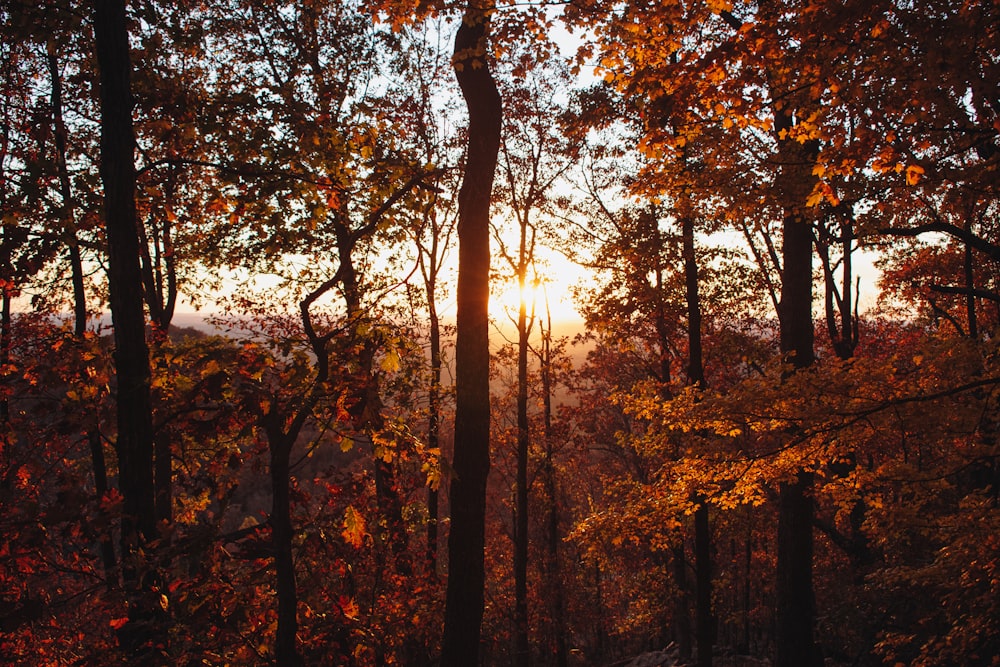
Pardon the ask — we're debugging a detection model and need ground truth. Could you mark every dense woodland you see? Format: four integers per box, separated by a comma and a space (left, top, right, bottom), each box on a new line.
2, 0, 999, 665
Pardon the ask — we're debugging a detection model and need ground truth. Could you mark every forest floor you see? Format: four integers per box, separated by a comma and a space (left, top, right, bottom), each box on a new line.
604, 647, 773, 667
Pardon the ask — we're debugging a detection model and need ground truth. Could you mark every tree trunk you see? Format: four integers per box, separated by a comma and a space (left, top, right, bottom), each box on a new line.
269, 434, 302, 667
671, 544, 693, 660
773, 102, 819, 667
694, 504, 712, 667
49, 39, 119, 581
440, 1, 501, 663
337, 243, 410, 570
427, 287, 441, 567
541, 313, 568, 667
682, 211, 713, 666
775, 472, 815, 667
1, 241, 9, 428
93, 0, 158, 657
514, 258, 531, 667
964, 218, 977, 339
48, 41, 90, 337
145, 170, 178, 527
775, 213, 817, 667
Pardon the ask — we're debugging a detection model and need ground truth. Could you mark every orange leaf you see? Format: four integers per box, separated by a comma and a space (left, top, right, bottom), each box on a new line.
342, 505, 366, 549
905, 164, 925, 185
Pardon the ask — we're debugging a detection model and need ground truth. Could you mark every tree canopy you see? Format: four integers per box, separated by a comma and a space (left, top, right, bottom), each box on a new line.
1, 0, 998, 665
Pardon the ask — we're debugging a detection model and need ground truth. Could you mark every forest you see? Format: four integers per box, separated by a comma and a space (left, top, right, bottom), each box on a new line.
1, 0, 998, 665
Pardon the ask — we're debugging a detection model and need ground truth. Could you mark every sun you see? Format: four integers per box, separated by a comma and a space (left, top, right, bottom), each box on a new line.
489, 255, 585, 336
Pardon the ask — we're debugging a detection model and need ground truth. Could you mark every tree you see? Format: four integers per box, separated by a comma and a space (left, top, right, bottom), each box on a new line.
92, 0, 159, 659
491, 37, 576, 665
440, 0, 502, 663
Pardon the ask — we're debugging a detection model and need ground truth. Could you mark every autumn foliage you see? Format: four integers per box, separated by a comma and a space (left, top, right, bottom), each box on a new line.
2, 0, 999, 665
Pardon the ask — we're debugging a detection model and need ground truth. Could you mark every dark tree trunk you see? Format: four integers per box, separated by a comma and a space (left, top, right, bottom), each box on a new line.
778, 211, 815, 370
739, 526, 752, 654
671, 544, 693, 660
154, 429, 172, 525
144, 170, 178, 527
268, 433, 302, 667
775, 212, 817, 667
512, 200, 535, 667
93, 0, 158, 657
337, 244, 409, 570
89, 427, 118, 579
817, 215, 858, 360
427, 290, 441, 566
540, 314, 568, 667
683, 212, 713, 667
964, 218, 978, 339
48, 41, 89, 337
1, 239, 9, 428
440, 1, 501, 663
775, 472, 815, 667
49, 39, 118, 581
694, 505, 712, 667
514, 266, 531, 667
68, 241, 88, 336
773, 102, 819, 667
682, 216, 703, 389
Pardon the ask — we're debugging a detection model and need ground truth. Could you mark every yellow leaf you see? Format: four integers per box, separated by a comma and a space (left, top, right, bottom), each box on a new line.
342, 505, 366, 549
905, 164, 925, 185
380, 348, 401, 373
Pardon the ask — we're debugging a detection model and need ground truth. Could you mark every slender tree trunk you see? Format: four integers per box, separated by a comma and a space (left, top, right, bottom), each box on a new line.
427, 286, 441, 567
694, 505, 712, 666
441, 1, 501, 663
671, 544, 693, 659
149, 172, 178, 527
93, 1, 159, 658
682, 212, 713, 667
653, 227, 692, 658
964, 219, 978, 339
540, 312, 568, 667
48, 41, 90, 336
1, 241, 9, 428
49, 39, 119, 581
840, 220, 855, 352
514, 262, 531, 667
682, 217, 703, 389
154, 428, 172, 525
89, 427, 117, 579
268, 433, 301, 667
739, 526, 752, 654
593, 560, 606, 662
338, 248, 409, 569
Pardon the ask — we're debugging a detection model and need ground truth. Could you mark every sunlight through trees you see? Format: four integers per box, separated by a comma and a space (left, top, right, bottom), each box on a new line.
1, 0, 998, 665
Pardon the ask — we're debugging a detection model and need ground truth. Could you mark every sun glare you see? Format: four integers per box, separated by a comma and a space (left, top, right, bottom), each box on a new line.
490, 254, 586, 336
